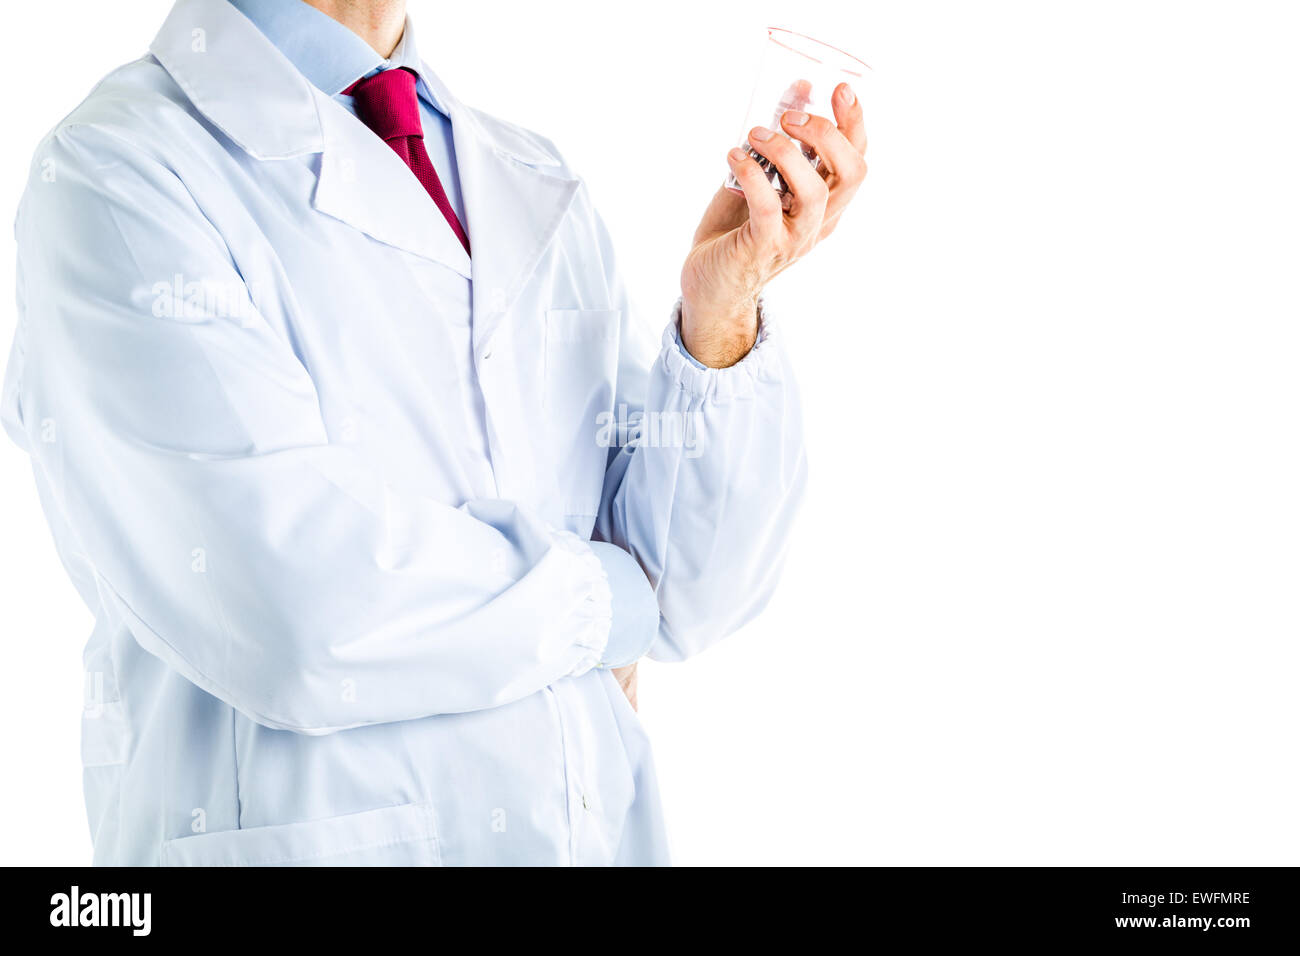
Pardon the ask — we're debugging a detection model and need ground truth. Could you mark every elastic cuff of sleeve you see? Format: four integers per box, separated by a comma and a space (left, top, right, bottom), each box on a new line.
660, 297, 783, 404
547, 527, 614, 674
586, 541, 659, 669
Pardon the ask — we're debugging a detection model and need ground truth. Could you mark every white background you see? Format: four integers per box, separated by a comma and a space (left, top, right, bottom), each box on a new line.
1, 0, 1297, 865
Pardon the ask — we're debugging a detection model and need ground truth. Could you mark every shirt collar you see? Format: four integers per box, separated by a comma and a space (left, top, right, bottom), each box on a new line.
225, 0, 446, 113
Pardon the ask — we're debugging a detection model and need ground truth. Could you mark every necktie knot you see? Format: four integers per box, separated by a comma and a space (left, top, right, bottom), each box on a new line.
344, 67, 423, 142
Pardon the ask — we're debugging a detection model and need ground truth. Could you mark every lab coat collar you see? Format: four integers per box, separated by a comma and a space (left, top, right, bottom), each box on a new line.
151, 0, 579, 331
151, 0, 324, 160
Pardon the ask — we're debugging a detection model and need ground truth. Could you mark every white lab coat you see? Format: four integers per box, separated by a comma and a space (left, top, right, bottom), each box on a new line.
2, 0, 806, 865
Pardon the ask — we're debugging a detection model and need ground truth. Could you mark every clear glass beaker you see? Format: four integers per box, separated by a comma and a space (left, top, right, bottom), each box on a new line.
725, 28, 869, 197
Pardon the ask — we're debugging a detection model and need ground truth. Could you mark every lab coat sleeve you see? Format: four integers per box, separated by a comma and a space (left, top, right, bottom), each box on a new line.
592, 218, 808, 662
5, 126, 620, 734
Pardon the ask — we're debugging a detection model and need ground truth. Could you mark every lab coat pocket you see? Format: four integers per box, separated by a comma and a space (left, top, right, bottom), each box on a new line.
160, 803, 440, 867
543, 309, 620, 519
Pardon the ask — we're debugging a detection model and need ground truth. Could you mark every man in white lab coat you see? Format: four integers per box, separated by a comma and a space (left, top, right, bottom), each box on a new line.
1, 0, 866, 865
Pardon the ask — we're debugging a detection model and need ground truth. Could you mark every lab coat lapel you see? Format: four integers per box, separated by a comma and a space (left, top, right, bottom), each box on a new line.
447, 103, 581, 354
313, 60, 584, 289
312, 96, 473, 278
152, 0, 472, 275
153, 0, 579, 302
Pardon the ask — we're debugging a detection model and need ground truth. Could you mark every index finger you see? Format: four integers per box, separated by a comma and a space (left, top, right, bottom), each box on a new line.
832, 82, 867, 155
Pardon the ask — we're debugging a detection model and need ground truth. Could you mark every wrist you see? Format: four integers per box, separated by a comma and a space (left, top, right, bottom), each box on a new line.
679, 294, 760, 368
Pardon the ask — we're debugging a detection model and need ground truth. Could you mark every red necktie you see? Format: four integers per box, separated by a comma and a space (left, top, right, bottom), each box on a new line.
344, 68, 471, 255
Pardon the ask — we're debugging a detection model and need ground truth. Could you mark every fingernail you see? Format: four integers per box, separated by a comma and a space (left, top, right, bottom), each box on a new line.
784, 110, 809, 126
728, 147, 748, 163
839, 85, 856, 106
749, 127, 774, 142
